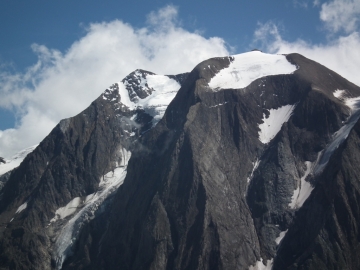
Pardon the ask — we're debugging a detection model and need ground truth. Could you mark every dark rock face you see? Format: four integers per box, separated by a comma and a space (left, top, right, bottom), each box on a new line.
65, 54, 360, 269
0, 171, 11, 195
1, 52, 360, 270
0, 96, 130, 269
0, 71, 187, 269
273, 118, 360, 270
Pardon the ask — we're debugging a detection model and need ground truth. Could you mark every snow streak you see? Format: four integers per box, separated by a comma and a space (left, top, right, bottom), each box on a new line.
289, 161, 313, 209
314, 92, 360, 175
52, 148, 131, 270
275, 230, 288, 245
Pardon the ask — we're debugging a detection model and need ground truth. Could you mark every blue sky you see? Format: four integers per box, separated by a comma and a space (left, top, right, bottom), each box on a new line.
1, 0, 322, 71
0, 0, 360, 157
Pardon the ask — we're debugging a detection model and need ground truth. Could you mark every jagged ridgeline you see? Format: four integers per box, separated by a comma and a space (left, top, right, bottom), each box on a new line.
1, 51, 360, 270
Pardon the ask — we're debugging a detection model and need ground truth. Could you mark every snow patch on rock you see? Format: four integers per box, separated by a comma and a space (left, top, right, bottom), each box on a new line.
103, 73, 180, 127
333, 89, 360, 111
314, 98, 360, 175
333, 89, 346, 99
290, 161, 313, 209
209, 102, 228, 108
0, 145, 38, 177
249, 258, 273, 270
50, 197, 81, 223
275, 229, 288, 245
258, 104, 296, 144
52, 148, 131, 270
15, 202, 28, 214
247, 159, 260, 183
209, 51, 297, 91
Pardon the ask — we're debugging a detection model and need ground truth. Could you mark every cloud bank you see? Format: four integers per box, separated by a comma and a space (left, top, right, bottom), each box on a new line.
254, 0, 360, 88
0, 6, 229, 157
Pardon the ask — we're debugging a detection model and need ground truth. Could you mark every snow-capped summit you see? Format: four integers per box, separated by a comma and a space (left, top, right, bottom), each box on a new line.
208, 51, 297, 90
102, 69, 183, 127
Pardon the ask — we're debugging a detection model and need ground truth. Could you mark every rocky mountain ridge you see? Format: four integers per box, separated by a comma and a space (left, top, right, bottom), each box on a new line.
1, 51, 360, 270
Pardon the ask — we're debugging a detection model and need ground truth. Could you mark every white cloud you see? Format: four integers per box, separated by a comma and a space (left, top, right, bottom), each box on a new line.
253, 21, 360, 88
313, 0, 321, 7
0, 5, 229, 157
253, 0, 360, 79
320, 0, 360, 34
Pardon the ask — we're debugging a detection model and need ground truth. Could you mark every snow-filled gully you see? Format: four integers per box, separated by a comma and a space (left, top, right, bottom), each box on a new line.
289, 94, 360, 210
289, 161, 313, 209
314, 99, 360, 175
250, 94, 360, 270
51, 149, 131, 270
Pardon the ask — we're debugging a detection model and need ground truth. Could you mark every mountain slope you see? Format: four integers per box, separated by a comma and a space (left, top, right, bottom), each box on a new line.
273, 111, 360, 269
88, 52, 360, 270
0, 70, 187, 270
1, 51, 360, 270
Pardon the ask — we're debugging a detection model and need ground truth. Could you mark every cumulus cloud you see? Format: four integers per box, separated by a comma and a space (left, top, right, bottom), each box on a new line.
320, 0, 360, 34
254, 0, 360, 86
0, 5, 229, 157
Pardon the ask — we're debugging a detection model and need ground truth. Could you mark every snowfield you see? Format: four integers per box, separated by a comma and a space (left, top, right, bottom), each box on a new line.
258, 104, 296, 144
209, 51, 297, 90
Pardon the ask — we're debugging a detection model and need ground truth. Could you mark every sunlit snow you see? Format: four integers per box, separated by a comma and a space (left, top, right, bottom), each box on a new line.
249, 258, 273, 270
333, 89, 346, 99
15, 202, 28, 214
258, 105, 296, 144
52, 148, 131, 270
50, 197, 81, 223
209, 51, 297, 91
104, 73, 181, 126
314, 93, 360, 175
209, 102, 228, 108
333, 89, 360, 112
0, 145, 37, 177
275, 229, 288, 245
247, 159, 260, 183
290, 161, 313, 209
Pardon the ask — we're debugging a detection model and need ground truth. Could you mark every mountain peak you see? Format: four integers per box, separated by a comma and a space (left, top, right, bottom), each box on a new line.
1, 52, 360, 270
